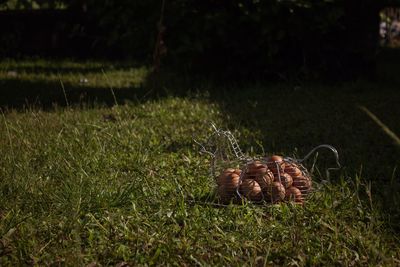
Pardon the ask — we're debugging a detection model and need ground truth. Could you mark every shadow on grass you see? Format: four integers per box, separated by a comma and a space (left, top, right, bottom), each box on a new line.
1, 57, 400, 231
0, 59, 151, 110
1, 67, 399, 178
0, 78, 160, 111
1, 60, 143, 74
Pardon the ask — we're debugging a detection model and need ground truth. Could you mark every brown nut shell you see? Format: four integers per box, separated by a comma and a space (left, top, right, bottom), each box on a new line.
274, 172, 293, 188
218, 172, 240, 189
254, 169, 274, 190
285, 186, 303, 203
217, 168, 235, 186
292, 175, 312, 193
240, 179, 263, 201
246, 161, 267, 176
284, 163, 302, 177
266, 181, 286, 203
266, 155, 285, 174
233, 169, 242, 176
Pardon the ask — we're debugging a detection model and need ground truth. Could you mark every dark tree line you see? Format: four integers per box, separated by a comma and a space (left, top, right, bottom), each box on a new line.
1, 0, 399, 80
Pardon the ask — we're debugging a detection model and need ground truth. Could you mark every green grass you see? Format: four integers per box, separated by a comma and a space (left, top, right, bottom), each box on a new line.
0, 59, 147, 89
1, 60, 400, 266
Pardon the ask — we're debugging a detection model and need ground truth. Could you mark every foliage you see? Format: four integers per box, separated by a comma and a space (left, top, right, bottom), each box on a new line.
70, 0, 348, 78
73, 0, 160, 61
0, 0, 65, 10
164, 0, 346, 80
0, 0, 385, 80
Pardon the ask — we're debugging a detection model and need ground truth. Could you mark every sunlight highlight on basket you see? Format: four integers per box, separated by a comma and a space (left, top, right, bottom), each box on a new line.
195, 123, 341, 205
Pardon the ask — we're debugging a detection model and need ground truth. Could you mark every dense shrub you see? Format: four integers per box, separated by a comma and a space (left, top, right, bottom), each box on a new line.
79, 0, 383, 80
0, 0, 387, 80
164, 0, 346, 80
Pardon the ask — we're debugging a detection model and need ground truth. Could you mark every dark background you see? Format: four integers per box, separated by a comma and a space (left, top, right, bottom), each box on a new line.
0, 0, 397, 81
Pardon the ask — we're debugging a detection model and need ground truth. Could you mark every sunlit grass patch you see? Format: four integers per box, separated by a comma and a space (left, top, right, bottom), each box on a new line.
0, 59, 148, 89
1, 60, 400, 265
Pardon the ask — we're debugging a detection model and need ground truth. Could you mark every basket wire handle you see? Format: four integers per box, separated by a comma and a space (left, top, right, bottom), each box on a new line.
286, 144, 341, 180
195, 125, 341, 204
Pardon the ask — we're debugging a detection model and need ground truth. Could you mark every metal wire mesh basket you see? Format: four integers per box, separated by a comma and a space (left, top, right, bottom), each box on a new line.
195, 124, 341, 204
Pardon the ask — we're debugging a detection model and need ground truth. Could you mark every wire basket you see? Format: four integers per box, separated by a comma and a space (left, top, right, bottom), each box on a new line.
195, 124, 341, 204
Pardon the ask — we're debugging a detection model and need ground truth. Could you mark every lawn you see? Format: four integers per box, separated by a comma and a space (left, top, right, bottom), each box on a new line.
1, 59, 400, 266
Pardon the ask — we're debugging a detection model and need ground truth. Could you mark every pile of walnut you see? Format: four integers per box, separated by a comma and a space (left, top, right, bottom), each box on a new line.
217, 155, 312, 204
